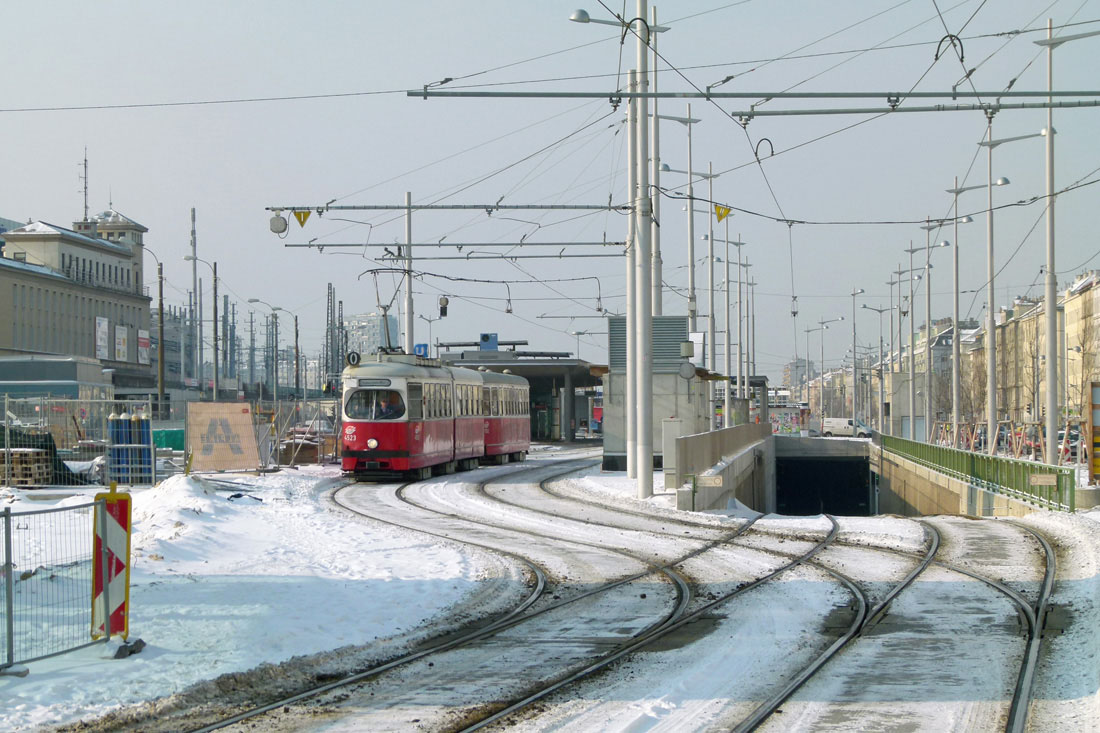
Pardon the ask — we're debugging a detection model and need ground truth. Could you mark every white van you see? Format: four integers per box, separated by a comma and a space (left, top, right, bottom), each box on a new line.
822, 417, 871, 438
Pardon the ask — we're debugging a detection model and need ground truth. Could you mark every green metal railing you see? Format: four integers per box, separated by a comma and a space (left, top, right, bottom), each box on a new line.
881, 434, 1075, 512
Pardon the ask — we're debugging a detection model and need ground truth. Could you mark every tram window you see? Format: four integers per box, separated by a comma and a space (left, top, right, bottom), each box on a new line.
407, 383, 423, 419
345, 389, 405, 420
491, 387, 500, 416
481, 387, 489, 416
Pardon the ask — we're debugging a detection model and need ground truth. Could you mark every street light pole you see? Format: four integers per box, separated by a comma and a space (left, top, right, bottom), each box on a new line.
634, 0, 654, 498
184, 255, 218, 400
851, 288, 864, 422
686, 105, 697, 330
707, 162, 716, 431
862, 304, 893, 433
212, 262, 218, 400
1034, 20, 1100, 462
404, 192, 415, 354
986, 118, 997, 450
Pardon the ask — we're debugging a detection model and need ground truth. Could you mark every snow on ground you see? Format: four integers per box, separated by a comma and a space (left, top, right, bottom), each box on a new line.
0, 467, 505, 731
1, 454, 1099, 731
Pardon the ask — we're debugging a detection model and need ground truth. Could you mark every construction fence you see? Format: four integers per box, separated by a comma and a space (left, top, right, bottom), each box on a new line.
0, 396, 343, 486
1, 499, 110, 672
2, 396, 157, 489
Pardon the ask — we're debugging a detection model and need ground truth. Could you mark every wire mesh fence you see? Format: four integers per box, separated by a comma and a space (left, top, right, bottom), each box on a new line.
2, 500, 105, 672
252, 399, 340, 466
2, 397, 157, 488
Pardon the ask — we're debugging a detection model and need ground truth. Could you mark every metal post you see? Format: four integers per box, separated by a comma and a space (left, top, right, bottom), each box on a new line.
212, 262, 219, 401
4, 395, 10, 488
950, 185, 961, 447
707, 162, 716, 430
986, 115, 998, 453
294, 315, 300, 397
404, 192, 415, 355
821, 326, 827, 421
909, 248, 917, 440
878, 313, 885, 432
190, 209, 198, 385
737, 241, 744, 400
272, 312, 279, 407
157, 263, 164, 419
3, 507, 12, 668
724, 223, 731, 424
635, 7, 655, 500
625, 69, 637, 477
1044, 18, 1058, 465
650, 5, 662, 316
686, 103, 697, 331
924, 227, 933, 441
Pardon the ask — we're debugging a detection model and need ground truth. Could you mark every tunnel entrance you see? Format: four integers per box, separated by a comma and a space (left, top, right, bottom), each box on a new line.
775, 456, 871, 516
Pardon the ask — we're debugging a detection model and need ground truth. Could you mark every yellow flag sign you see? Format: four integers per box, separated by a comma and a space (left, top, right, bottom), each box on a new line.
293, 210, 311, 227
714, 205, 731, 222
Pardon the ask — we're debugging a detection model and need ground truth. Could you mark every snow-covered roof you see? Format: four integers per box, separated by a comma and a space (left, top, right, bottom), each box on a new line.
6, 220, 132, 255
1069, 271, 1098, 295
0, 253, 68, 282
92, 208, 148, 232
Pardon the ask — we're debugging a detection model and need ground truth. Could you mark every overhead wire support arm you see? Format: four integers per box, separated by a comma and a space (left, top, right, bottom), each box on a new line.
409, 89, 1100, 99
265, 203, 629, 212
281, 241, 626, 249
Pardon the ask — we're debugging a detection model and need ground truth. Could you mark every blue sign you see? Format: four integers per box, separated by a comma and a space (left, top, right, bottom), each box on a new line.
413, 343, 429, 357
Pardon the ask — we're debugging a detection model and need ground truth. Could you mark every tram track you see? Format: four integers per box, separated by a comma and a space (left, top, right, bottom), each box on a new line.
181, 458, 704, 731
61, 454, 1059, 733
188, 458, 853, 731
468, 469, 1058, 732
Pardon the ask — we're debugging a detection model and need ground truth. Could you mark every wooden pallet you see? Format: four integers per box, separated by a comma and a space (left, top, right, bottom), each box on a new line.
1, 449, 50, 486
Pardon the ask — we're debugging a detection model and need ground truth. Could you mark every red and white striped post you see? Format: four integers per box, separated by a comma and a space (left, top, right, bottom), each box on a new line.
92, 482, 132, 640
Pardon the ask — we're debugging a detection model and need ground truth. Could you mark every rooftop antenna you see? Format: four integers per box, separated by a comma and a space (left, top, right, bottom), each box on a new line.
79, 147, 89, 221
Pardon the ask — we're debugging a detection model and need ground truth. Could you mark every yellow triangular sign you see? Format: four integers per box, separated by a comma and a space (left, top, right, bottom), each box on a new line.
714, 205, 731, 222
293, 210, 311, 227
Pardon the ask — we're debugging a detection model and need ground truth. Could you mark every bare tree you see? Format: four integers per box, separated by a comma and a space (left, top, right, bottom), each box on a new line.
1072, 314, 1097, 418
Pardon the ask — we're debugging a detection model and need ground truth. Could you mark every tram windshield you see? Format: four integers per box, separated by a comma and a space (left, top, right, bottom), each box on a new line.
345, 389, 406, 420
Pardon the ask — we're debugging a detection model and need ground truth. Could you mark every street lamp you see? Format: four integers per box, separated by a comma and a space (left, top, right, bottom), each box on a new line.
572, 4, 668, 498
943, 179, 979, 445
419, 314, 440, 357
184, 255, 217, 400
702, 231, 747, 419
975, 119, 1038, 452
660, 140, 713, 329
818, 316, 844, 422
143, 247, 166, 418
850, 288, 864, 422
916, 224, 951, 441
950, 171, 1003, 448
862, 304, 895, 434
1036, 20, 1100, 463
248, 298, 282, 406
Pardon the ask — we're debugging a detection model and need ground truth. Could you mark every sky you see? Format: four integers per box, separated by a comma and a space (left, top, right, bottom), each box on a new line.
3, 457, 1100, 730
2, 1, 1099, 383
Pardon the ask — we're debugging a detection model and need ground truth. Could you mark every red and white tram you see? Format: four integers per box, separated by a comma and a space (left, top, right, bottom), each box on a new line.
340, 352, 530, 480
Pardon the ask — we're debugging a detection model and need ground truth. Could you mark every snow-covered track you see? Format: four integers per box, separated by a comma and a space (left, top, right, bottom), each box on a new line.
1005, 523, 1056, 733
467, 516, 846, 731
187, 459, 702, 731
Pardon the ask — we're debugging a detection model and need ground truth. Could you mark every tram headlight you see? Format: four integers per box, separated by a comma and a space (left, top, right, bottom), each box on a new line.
366, 438, 379, 450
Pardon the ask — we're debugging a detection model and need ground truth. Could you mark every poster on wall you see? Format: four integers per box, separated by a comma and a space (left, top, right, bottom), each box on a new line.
95, 317, 109, 360
114, 325, 128, 362
137, 330, 151, 365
